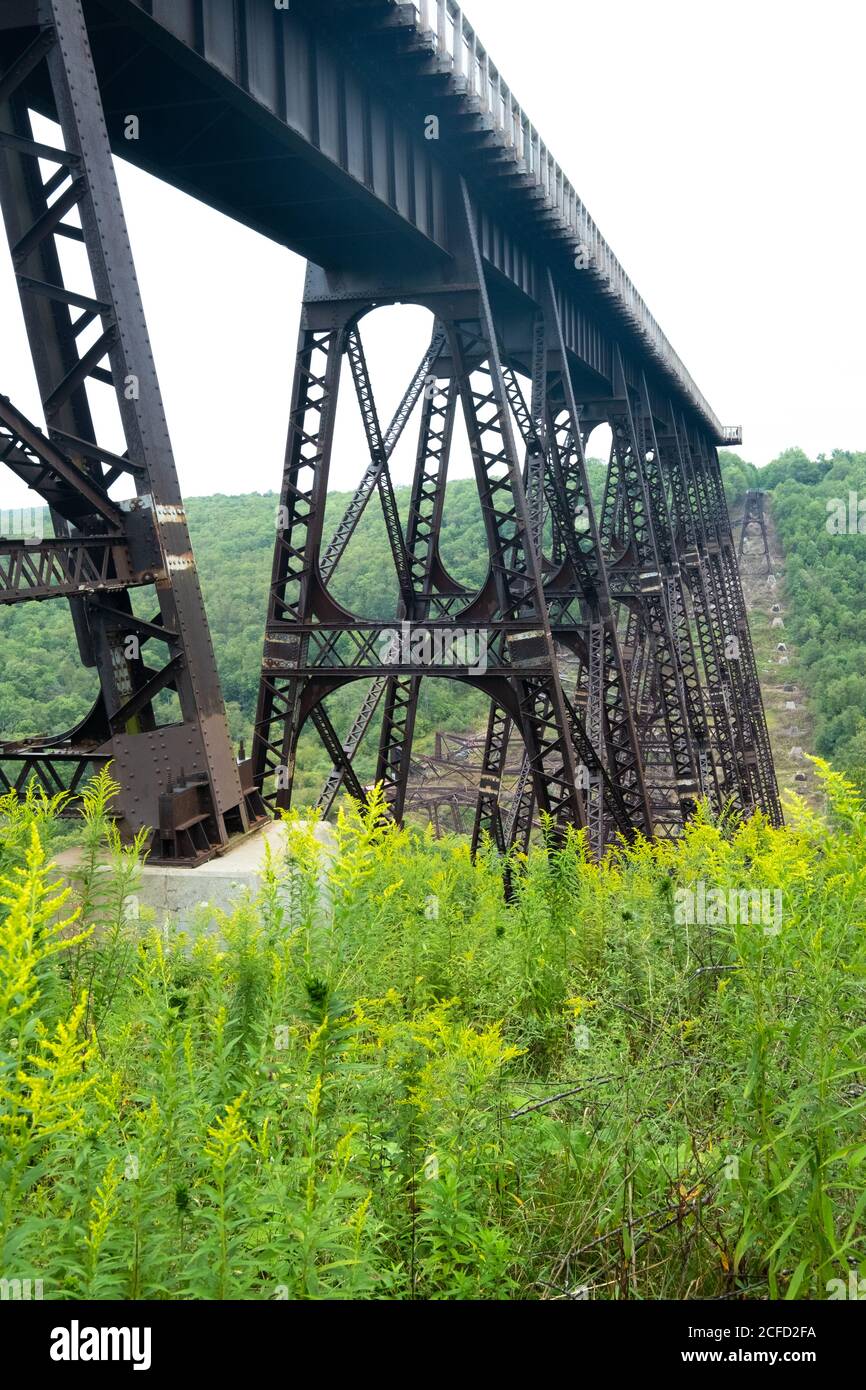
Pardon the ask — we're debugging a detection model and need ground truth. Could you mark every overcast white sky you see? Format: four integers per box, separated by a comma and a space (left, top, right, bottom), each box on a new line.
1, 0, 864, 510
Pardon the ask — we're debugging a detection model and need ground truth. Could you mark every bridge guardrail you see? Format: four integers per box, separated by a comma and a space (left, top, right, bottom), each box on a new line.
410, 0, 725, 440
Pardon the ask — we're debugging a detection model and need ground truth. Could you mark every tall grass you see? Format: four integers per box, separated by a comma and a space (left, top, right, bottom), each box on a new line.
0, 766, 864, 1300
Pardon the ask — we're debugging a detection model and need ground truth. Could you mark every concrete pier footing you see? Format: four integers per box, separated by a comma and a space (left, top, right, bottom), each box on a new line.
55, 819, 334, 931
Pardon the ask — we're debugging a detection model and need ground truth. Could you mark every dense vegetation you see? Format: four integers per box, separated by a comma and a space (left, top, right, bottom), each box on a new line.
1, 764, 864, 1300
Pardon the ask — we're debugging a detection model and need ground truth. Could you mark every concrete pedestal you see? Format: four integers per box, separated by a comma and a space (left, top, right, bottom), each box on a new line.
55, 819, 334, 931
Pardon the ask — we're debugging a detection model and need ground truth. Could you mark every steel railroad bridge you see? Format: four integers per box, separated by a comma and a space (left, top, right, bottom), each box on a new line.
0, 0, 781, 863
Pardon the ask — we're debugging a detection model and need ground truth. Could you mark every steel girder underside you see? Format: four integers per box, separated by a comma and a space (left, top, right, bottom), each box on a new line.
252, 180, 782, 854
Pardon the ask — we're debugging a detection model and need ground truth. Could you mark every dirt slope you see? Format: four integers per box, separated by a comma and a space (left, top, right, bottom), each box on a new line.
734, 500, 822, 814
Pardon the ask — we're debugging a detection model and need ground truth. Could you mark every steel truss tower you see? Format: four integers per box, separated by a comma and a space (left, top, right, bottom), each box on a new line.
739, 488, 772, 575
0, 0, 263, 861
253, 181, 782, 849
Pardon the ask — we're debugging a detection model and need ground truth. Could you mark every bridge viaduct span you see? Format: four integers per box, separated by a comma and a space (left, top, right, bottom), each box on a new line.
0, 0, 780, 862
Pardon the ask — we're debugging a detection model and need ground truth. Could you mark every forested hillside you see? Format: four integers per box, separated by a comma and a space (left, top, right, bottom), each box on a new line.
2, 448, 863, 799
721, 447, 866, 793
